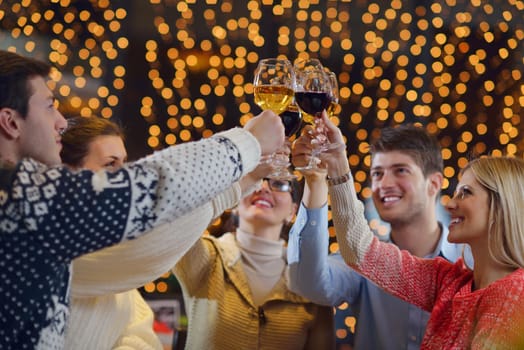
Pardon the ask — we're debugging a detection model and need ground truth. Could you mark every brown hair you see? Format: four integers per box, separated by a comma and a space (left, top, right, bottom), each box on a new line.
60, 116, 124, 167
0, 50, 51, 118
370, 124, 443, 177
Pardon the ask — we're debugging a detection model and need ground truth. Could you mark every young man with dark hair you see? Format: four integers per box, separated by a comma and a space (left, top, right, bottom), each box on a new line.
0, 49, 285, 349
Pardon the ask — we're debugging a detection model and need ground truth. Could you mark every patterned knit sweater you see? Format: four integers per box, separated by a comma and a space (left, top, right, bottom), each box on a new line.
329, 178, 524, 350
174, 233, 335, 350
0, 128, 260, 350
66, 289, 161, 350
64, 185, 242, 350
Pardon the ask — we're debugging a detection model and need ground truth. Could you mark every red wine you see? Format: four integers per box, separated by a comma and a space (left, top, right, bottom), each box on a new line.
279, 107, 302, 137
295, 91, 331, 117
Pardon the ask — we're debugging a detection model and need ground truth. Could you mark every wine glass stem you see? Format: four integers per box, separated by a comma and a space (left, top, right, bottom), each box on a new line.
308, 148, 321, 169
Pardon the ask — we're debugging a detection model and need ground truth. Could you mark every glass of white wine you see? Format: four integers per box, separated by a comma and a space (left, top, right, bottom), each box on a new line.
253, 58, 297, 180
253, 58, 295, 114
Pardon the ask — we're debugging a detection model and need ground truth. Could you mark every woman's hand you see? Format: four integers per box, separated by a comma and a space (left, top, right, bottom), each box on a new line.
292, 111, 349, 179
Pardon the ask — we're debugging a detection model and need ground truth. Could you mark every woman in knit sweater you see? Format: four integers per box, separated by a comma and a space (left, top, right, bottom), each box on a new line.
174, 176, 335, 349
59, 116, 162, 349
291, 112, 524, 349
60, 116, 277, 349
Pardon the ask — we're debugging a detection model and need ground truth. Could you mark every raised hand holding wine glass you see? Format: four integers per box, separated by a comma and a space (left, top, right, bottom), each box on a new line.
293, 59, 334, 171
253, 58, 297, 180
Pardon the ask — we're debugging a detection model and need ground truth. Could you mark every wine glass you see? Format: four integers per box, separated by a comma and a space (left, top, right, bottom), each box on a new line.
262, 102, 303, 179
293, 59, 333, 171
294, 57, 324, 73
253, 58, 295, 114
327, 71, 341, 117
253, 58, 297, 180
280, 101, 303, 138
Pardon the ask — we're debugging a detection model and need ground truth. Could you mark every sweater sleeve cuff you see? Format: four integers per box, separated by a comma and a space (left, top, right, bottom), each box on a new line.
212, 184, 242, 218
215, 127, 261, 176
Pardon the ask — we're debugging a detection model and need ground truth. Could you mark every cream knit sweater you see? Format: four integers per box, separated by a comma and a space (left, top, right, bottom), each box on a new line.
64, 128, 258, 350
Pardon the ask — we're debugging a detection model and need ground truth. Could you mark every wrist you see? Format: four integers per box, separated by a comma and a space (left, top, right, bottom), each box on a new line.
326, 171, 351, 186
327, 161, 350, 179
303, 170, 327, 184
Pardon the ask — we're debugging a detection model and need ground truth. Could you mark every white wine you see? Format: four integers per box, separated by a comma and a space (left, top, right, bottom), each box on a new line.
327, 101, 341, 117
254, 85, 294, 115
301, 112, 316, 125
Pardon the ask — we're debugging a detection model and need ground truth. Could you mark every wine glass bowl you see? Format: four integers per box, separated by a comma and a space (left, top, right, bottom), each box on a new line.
294, 60, 332, 118
293, 58, 324, 73
279, 102, 303, 138
253, 58, 295, 115
326, 71, 341, 117
294, 90, 332, 118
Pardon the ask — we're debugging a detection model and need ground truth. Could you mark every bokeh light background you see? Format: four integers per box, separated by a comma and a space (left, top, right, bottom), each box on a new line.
1, 0, 522, 347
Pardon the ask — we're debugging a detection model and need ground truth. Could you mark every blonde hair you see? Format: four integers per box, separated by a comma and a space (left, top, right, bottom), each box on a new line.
463, 156, 524, 269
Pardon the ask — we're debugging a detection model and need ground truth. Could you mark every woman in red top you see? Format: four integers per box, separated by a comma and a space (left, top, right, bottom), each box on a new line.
292, 112, 524, 349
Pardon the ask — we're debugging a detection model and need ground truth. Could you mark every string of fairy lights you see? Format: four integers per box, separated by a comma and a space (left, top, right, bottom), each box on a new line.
139, 0, 524, 194
1, 0, 523, 345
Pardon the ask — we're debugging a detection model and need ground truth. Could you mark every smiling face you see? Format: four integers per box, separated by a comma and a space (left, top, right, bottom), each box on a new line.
446, 168, 490, 246
80, 135, 127, 172
237, 179, 297, 239
16, 76, 67, 165
370, 151, 440, 225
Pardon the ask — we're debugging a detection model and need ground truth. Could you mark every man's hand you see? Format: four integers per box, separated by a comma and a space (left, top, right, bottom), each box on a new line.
244, 110, 285, 156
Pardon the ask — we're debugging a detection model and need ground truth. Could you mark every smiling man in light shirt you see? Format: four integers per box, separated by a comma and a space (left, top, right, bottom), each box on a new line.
288, 120, 471, 350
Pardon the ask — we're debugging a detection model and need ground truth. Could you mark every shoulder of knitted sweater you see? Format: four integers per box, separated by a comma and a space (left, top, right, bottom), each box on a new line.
430, 255, 472, 281
201, 232, 240, 265
201, 232, 235, 245
490, 268, 524, 289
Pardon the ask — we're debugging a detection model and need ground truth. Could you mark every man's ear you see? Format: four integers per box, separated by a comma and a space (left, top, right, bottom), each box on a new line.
427, 171, 444, 198
0, 108, 22, 139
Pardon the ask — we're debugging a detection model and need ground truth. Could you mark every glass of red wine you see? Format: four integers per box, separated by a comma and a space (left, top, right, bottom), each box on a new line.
293, 59, 333, 171
280, 102, 303, 137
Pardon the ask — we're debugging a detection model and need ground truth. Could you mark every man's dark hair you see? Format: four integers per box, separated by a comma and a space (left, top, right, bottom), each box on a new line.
0, 50, 51, 118
370, 124, 443, 176
60, 116, 125, 167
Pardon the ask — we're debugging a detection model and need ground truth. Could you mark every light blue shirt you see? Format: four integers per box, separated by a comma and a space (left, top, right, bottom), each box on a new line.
288, 203, 470, 350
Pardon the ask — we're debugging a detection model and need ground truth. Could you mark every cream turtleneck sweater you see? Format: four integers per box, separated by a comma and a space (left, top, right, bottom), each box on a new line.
235, 229, 286, 306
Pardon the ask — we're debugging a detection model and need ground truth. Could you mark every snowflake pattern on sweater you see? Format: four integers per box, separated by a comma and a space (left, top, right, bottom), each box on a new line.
0, 133, 248, 350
